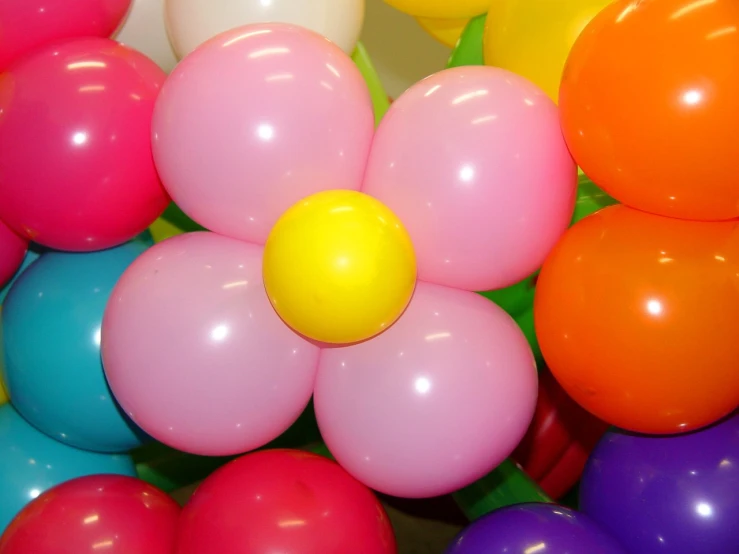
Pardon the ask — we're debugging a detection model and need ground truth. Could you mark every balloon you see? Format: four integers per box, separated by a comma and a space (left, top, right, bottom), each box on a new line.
580, 413, 739, 554
178, 449, 397, 554
0, 475, 179, 554
314, 281, 537, 498
152, 23, 374, 246
535, 205, 739, 434
483, 0, 613, 103
102, 232, 320, 456
352, 42, 391, 125
417, 17, 468, 48
446, 14, 486, 68
0, 38, 169, 252
114, 0, 178, 73
0, 221, 27, 288
446, 503, 627, 554
0, 0, 131, 70
0, 380, 6, 406
559, 0, 739, 221
263, 190, 416, 345
2, 240, 151, 453
166, 0, 364, 58
572, 172, 618, 224
362, 66, 576, 292
384, 0, 488, 19
0, 404, 136, 534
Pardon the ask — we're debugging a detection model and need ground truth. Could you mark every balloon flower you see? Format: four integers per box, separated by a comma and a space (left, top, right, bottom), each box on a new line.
102, 22, 576, 499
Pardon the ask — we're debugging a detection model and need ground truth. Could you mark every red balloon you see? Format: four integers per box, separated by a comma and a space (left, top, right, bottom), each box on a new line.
0, 475, 180, 554
0, 37, 170, 252
178, 449, 397, 554
0, 219, 27, 287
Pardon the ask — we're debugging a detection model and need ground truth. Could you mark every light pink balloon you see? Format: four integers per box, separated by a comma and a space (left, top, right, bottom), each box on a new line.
0, 219, 27, 287
362, 66, 577, 292
152, 23, 375, 246
314, 281, 538, 499
101, 232, 320, 456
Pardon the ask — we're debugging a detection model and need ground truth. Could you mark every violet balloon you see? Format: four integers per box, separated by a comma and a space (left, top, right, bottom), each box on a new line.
446, 503, 628, 554
580, 413, 739, 553
0, 38, 170, 252
314, 282, 538, 499
101, 232, 321, 456
362, 66, 577, 292
151, 23, 375, 246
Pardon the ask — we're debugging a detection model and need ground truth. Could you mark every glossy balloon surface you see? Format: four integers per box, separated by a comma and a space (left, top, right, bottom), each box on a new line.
2, 240, 150, 453
177, 449, 397, 554
0, 38, 169, 251
559, 0, 739, 221
417, 17, 468, 48
0, 475, 179, 554
0, 221, 27, 288
535, 205, 739, 434
580, 413, 739, 554
384, 0, 488, 19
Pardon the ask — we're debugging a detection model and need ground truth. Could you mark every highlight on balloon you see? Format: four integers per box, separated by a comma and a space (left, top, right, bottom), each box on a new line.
0, 0, 736, 552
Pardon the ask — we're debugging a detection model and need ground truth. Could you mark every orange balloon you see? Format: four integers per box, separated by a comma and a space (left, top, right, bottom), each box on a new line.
534, 205, 739, 435
559, 0, 739, 222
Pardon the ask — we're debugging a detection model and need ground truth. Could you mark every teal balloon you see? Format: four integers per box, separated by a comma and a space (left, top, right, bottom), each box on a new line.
2, 237, 151, 453
0, 246, 41, 305
0, 403, 136, 533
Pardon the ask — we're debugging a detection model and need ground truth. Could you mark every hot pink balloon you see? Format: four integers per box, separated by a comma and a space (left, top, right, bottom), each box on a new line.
314, 281, 538, 499
101, 232, 320, 456
0, 38, 169, 252
0, 0, 132, 70
0, 220, 27, 288
151, 23, 375, 246
362, 66, 577, 292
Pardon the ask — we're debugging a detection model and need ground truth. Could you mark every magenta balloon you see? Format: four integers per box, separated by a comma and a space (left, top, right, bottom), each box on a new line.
0, 0, 132, 70
0, 38, 169, 252
0, 220, 27, 288
101, 232, 321, 456
151, 23, 375, 245
314, 282, 538, 499
362, 66, 577, 292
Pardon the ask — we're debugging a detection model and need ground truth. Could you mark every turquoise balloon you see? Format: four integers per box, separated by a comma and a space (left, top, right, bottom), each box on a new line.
0, 403, 136, 533
2, 238, 151, 453
0, 247, 41, 305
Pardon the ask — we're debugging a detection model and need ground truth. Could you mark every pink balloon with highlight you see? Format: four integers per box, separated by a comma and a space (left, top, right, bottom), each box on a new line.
0, 219, 27, 288
0, 0, 132, 70
152, 23, 375, 245
101, 232, 320, 456
362, 66, 577, 292
0, 38, 169, 252
314, 281, 538, 499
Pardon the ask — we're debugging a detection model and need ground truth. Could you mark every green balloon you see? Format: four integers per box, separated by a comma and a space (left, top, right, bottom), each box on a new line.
572, 172, 618, 225
478, 272, 537, 317
447, 14, 487, 68
352, 41, 390, 126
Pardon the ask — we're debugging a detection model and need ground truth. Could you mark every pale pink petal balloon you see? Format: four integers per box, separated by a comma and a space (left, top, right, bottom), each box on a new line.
362, 66, 577, 292
314, 281, 538, 499
0, 219, 27, 288
101, 232, 320, 456
151, 23, 375, 245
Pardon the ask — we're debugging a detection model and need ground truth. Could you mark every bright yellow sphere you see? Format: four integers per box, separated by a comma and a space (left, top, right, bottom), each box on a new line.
417, 17, 469, 48
263, 190, 417, 345
385, 0, 489, 19
484, 0, 613, 103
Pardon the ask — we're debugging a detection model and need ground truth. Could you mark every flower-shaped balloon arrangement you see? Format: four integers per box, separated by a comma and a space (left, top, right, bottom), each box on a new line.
100, 22, 576, 499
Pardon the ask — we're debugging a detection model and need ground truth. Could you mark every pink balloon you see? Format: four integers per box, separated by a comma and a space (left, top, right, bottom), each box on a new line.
0, 220, 27, 288
314, 281, 538, 499
101, 232, 320, 456
151, 23, 375, 246
0, 38, 169, 252
0, 0, 132, 70
362, 66, 577, 292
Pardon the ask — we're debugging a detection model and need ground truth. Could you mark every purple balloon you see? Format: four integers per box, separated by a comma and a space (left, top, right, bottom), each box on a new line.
445, 503, 627, 554
580, 412, 739, 553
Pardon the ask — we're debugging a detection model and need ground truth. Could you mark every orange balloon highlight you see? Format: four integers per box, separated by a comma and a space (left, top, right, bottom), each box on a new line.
535, 205, 739, 435
559, 0, 739, 221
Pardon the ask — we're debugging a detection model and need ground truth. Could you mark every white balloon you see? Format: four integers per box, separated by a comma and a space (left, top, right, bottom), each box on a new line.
115, 0, 178, 73
165, 0, 365, 59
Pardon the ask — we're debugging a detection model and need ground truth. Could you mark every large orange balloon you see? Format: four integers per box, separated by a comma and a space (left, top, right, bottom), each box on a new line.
535, 205, 739, 435
559, 0, 739, 222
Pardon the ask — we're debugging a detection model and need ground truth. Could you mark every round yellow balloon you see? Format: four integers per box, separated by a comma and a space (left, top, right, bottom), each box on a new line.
484, 0, 614, 103
263, 190, 417, 345
0, 380, 7, 406
417, 17, 469, 48
385, 0, 489, 19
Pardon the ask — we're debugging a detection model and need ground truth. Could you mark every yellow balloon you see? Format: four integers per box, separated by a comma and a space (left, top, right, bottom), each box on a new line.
385, 0, 489, 20
417, 17, 469, 48
149, 217, 186, 243
263, 190, 417, 345
484, 0, 613, 103
0, 380, 7, 406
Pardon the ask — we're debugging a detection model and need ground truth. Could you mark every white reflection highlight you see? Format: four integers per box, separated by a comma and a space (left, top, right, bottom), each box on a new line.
524, 542, 546, 554
257, 124, 274, 141
459, 165, 475, 183
695, 502, 713, 517
415, 377, 432, 395
452, 89, 488, 105
682, 89, 702, 106
646, 299, 663, 316
211, 325, 229, 342
223, 29, 272, 47
67, 61, 106, 70
425, 332, 451, 342
72, 132, 88, 146
249, 47, 289, 59
671, 0, 716, 20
